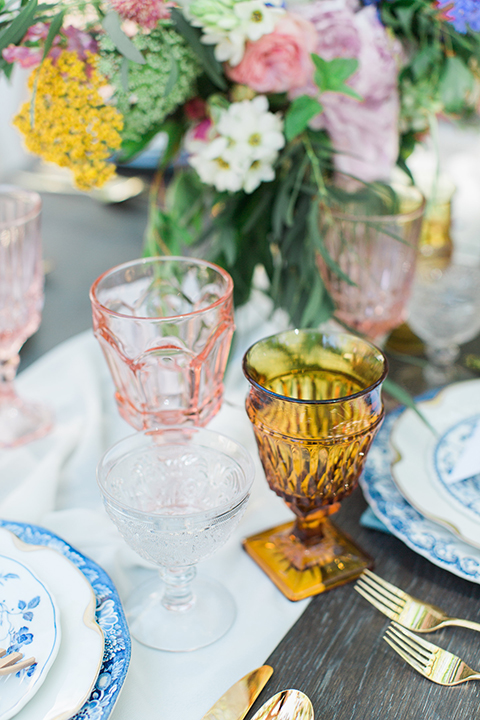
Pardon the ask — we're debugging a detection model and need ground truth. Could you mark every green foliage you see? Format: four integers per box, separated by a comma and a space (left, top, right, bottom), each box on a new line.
285, 96, 323, 142
170, 7, 227, 90
0, 0, 37, 53
312, 55, 362, 101
98, 25, 201, 155
102, 11, 145, 64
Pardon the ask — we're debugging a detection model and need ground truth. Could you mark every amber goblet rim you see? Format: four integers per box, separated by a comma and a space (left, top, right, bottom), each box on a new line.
242, 329, 388, 406
90, 255, 233, 322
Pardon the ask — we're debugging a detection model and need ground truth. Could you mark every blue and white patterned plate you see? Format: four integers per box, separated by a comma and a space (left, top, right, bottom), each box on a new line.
0, 555, 60, 720
390, 380, 480, 549
360, 386, 480, 583
0, 520, 131, 720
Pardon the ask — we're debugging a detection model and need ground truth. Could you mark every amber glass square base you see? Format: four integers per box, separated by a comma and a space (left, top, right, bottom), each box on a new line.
243, 519, 373, 601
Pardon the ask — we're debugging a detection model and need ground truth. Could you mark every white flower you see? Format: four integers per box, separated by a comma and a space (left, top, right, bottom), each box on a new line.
243, 157, 276, 193
186, 96, 285, 194
233, 0, 284, 41
217, 96, 285, 160
201, 27, 247, 66
187, 0, 285, 66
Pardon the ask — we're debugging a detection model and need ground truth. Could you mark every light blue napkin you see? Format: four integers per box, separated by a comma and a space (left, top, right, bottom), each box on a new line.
360, 507, 391, 534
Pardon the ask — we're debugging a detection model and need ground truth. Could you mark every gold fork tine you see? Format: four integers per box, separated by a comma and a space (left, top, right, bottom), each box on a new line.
386, 624, 433, 662
355, 579, 403, 617
361, 569, 408, 603
383, 634, 426, 676
384, 622, 480, 685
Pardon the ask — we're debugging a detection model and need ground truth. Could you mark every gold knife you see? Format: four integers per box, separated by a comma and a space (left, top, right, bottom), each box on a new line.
201, 665, 273, 720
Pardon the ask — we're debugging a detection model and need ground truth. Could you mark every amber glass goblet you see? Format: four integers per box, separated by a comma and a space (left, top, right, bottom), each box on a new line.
242, 330, 387, 600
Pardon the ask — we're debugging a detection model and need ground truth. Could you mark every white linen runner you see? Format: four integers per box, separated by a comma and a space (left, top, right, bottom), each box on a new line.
1, 305, 310, 720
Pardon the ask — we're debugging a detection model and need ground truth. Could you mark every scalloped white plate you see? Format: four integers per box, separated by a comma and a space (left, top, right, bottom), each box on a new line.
390, 379, 480, 549
0, 528, 104, 720
0, 554, 60, 720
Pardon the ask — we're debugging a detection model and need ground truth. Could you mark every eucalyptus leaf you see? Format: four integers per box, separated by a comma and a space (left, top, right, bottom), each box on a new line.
102, 11, 146, 64
383, 378, 436, 435
163, 54, 179, 98
171, 8, 227, 90
0, 0, 37, 53
308, 203, 356, 286
41, 8, 64, 60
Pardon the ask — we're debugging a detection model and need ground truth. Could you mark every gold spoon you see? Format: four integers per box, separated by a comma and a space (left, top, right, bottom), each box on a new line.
251, 690, 314, 720
0, 648, 36, 676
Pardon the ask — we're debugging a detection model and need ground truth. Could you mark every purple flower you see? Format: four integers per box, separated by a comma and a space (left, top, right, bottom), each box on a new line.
437, 0, 480, 33
290, 1, 402, 183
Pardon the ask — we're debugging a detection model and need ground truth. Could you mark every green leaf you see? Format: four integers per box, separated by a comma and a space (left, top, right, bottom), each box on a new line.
41, 8, 64, 60
312, 54, 362, 101
163, 54, 178, 98
308, 202, 356, 286
102, 11, 145, 64
439, 56, 473, 114
285, 95, 323, 142
383, 378, 437, 435
0, 0, 37, 53
300, 274, 334, 327
170, 8, 227, 90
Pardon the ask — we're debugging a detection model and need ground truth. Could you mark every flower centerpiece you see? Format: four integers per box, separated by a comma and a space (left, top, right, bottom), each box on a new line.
2, 0, 480, 327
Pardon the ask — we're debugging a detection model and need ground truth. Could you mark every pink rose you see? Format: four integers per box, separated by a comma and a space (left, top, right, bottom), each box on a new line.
290, 1, 402, 183
225, 13, 317, 94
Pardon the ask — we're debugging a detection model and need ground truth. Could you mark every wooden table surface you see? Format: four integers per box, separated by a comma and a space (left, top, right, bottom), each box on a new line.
21, 185, 480, 720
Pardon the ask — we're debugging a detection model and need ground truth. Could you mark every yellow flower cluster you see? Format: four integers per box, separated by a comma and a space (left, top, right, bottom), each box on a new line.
14, 51, 123, 191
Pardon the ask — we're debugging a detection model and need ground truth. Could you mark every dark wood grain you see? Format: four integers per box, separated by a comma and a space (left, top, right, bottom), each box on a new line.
246, 473, 480, 720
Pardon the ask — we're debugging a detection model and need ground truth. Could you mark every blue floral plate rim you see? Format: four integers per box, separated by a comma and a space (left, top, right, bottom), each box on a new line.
0, 519, 131, 720
360, 383, 480, 583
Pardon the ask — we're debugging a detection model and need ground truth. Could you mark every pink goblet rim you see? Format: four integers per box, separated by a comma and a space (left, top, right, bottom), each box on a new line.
0, 185, 42, 228
242, 330, 388, 406
328, 184, 425, 224
89, 256, 234, 321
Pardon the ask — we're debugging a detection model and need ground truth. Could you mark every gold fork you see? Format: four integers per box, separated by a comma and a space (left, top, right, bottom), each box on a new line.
0, 648, 35, 676
355, 569, 480, 633
384, 622, 480, 685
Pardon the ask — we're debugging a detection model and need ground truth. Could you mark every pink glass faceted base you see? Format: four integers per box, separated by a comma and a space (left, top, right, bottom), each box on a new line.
0, 391, 53, 448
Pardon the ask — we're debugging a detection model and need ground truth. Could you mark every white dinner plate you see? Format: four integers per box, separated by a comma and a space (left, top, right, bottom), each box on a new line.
0, 554, 60, 720
390, 379, 480, 549
0, 527, 104, 720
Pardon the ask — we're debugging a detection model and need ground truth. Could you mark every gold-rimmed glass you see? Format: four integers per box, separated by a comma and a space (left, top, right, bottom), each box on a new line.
242, 329, 387, 600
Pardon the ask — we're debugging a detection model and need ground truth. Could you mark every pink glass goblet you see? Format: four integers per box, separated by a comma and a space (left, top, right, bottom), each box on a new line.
0, 186, 53, 447
317, 185, 425, 341
90, 257, 234, 429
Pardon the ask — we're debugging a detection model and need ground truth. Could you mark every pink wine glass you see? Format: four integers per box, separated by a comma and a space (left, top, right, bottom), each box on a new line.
90, 257, 235, 429
0, 186, 53, 447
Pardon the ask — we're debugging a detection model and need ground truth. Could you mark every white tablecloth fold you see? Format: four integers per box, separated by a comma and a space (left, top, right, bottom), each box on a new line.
2, 300, 310, 720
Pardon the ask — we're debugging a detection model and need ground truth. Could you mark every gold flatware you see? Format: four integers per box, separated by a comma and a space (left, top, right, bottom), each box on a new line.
384, 621, 480, 685
202, 665, 273, 720
0, 648, 36, 676
251, 690, 314, 720
355, 569, 480, 633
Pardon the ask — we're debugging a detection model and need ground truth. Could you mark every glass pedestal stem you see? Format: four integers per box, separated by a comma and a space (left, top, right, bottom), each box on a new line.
0, 354, 20, 401
161, 566, 196, 612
